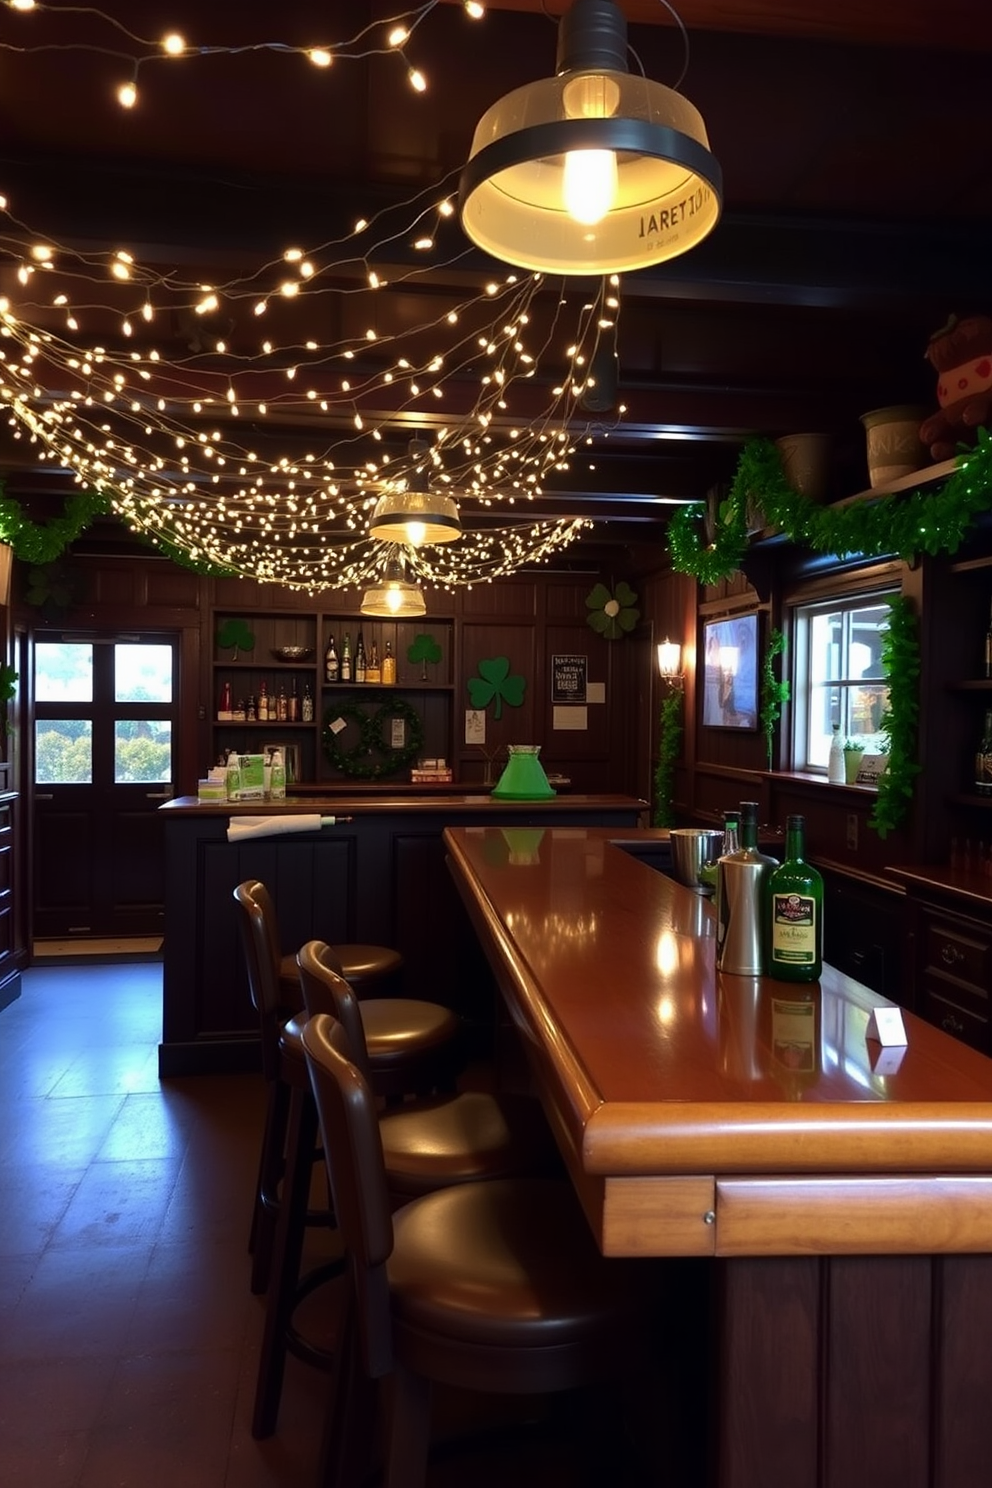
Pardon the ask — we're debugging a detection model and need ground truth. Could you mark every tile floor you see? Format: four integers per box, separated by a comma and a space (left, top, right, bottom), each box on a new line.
0, 958, 709, 1488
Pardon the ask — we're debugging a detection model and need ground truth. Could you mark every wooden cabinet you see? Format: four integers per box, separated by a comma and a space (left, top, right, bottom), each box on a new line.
888, 867, 992, 1055
918, 905, 992, 1053
210, 608, 455, 785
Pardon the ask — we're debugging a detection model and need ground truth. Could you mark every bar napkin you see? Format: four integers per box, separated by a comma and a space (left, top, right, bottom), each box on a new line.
226, 814, 339, 843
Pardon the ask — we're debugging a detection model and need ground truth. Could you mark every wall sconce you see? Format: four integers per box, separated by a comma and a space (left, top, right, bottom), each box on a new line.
657, 639, 683, 687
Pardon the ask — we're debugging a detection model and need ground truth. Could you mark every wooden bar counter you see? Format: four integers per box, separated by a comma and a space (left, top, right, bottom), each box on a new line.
445, 825, 992, 1488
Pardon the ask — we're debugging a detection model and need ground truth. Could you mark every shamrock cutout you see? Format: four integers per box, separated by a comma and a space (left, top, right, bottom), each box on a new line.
467, 656, 525, 720
407, 632, 442, 681
216, 618, 255, 659
585, 580, 640, 640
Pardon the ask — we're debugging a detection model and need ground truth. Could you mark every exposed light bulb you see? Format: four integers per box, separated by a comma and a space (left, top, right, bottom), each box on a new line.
560, 72, 622, 225
161, 33, 185, 56
308, 48, 332, 68
404, 521, 427, 546
117, 80, 137, 109
562, 149, 618, 224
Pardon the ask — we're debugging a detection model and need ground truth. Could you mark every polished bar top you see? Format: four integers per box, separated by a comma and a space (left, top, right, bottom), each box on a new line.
446, 826, 992, 1256
162, 793, 646, 818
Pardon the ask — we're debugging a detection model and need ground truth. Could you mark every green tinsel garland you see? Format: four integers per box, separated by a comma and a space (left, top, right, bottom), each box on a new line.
870, 596, 921, 840
668, 427, 992, 584
652, 690, 683, 827
0, 489, 109, 564
760, 628, 790, 770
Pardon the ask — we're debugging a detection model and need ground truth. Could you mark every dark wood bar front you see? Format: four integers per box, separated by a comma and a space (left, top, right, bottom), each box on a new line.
445, 825, 992, 1488
157, 793, 645, 1075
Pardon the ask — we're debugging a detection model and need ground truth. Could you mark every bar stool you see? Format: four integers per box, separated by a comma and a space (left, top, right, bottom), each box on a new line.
234, 881, 465, 1298
248, 940, 560, 1441
302, 1010, 646, 1488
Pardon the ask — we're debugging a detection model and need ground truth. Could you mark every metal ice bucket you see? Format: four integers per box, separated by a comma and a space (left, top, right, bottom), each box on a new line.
669, 829, 725, 891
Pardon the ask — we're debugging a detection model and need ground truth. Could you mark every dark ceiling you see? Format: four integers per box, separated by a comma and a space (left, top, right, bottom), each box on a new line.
0, 0, 989, 573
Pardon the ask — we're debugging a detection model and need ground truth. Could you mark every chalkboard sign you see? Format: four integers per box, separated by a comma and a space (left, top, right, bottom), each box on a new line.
551, 654, 587, 704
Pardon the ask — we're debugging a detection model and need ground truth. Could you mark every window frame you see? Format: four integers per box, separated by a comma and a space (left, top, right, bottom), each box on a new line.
788, 576, 900, 775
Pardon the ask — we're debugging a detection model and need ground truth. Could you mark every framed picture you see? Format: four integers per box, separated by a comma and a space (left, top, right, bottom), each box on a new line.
262, 742, 301, 784
701, 613, 759, 730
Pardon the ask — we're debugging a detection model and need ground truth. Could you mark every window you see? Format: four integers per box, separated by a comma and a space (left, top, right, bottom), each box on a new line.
793, 591, 894, 772
34, 637, 175, 785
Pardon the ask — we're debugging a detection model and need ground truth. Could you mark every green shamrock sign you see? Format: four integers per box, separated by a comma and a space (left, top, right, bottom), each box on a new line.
216, 618, 255, 659
407, 633, 442, 681
467, 657, 526, 720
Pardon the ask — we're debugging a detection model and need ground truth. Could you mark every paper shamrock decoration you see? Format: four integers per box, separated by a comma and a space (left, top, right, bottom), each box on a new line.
467, 656, 525, 720
216, 618, 255, 658
407, 633, 442, 680
586, 581, 639, 640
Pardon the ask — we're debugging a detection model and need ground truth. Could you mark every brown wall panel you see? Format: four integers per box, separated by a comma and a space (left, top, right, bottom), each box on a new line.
823, 1255, 932, 1488
461, 579, 537, 619
934, 1256, 992, 1487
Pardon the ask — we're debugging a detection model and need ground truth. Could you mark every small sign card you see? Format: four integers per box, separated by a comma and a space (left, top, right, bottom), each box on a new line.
856, 753, 888, 787
551, 653, 587, 704
866, 1005, 907, 1047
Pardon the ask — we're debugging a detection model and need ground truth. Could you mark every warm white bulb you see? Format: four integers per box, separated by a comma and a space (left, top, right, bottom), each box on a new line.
308, 48, 332, 68
10, 1, 36, 10
117, 81, 137, 109
408, 67, 426, 93
465, 1, 485, 16
162, 33, 185, 56
562, 149, 618, 225
388, 26, 408, 46
386, 587, 403, 613
404, 520, 427, 546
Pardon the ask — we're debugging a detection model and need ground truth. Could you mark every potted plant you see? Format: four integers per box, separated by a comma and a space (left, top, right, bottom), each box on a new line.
843, 738, 866, 784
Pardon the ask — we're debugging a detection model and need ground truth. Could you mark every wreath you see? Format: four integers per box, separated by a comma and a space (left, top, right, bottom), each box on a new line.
322, 695, 424, 779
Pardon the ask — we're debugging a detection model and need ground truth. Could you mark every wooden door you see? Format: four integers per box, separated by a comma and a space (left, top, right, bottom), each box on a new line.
33, 632, 178, 939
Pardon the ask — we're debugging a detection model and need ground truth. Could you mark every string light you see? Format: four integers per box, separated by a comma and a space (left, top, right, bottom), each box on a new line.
0, 12, 626, 592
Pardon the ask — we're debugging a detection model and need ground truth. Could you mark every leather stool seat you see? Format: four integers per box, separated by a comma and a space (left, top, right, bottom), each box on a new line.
278, 942, 403, 1005
380, 1090, 557, 1197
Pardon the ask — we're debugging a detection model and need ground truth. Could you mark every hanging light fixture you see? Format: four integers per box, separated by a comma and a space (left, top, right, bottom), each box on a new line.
360, 552, 428, 617
369, 439, 462, 546
458, 0, 721, 276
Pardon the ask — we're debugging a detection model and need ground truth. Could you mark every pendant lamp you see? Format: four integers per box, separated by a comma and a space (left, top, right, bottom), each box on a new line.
458, 0, 722, 276
360, 555, 427, 617
369, 439, 462, 546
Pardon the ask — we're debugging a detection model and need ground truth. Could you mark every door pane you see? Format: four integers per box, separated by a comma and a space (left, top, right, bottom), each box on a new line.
115, 720, 172, 783
115, 643, 173, 703
35, 642, 93, 701
36, 721, 93, 783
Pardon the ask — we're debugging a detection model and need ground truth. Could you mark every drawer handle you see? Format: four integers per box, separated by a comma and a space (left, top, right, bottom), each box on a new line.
940, 943, 965, 966
942, 1013, 965, 1035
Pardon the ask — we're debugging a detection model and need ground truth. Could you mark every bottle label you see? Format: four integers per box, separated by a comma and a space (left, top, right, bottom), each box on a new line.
771, 893, 818, 965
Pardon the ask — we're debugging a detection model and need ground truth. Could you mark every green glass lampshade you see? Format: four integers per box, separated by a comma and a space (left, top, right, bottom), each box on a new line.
491, 745, 556, 800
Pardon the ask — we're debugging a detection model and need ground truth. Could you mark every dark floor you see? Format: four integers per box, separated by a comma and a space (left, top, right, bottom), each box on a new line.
0, 958, 704, 1488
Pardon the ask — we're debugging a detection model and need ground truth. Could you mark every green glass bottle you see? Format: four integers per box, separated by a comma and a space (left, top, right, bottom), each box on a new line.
766, 814, 823, 982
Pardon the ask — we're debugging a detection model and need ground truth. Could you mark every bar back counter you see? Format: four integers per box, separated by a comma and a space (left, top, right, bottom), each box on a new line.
444, 825, 992, 1488
158, 793, 645, 1075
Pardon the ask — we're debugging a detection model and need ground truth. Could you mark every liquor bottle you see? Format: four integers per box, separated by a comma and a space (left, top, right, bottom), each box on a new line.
268, 748, 286, 801
766, 814, 823, 982
985, 599, 992, 679
975, 709, 992, 796
324, 634, 339, 684
276, 682, 288, 722
288, 677, 299, 722
246, 694, 257, 722
706, 809, 740, 898
341, 631, 352, 684
366, 639, 381, 685
827, 724, 845, 784
381, 639, 396, 685
257, 679, 268, 722
218, 680, 232, 721
716, 801, 778, 976
355, 629, 367, 684
301, 681, 314, 722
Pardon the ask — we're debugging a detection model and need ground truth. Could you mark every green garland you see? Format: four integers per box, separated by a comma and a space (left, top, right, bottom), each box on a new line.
652, 689, 683, 827
668, 427, 992, 585
870, 596, 920, 839
322, 695, 424, 780
760, 628, 790, 769
0, 489, 109, 564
